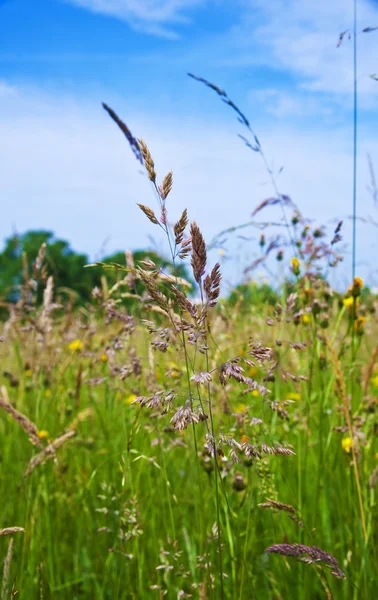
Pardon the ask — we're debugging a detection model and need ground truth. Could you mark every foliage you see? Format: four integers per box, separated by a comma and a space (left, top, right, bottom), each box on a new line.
226, 281, 279, 313
0, 231, 193, 318
0, 230, 101, 305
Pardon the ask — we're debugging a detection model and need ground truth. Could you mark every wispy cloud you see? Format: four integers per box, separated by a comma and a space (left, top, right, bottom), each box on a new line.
0, 80, 16, 97
223, 0, 378, 104
65, 0, 206, 37
1, 81, 377, 285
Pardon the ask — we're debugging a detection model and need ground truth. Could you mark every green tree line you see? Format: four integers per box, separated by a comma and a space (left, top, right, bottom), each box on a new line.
0, 230, 192, 312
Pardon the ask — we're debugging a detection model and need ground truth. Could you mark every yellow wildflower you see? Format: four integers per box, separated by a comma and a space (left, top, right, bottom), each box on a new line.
37, 430, 49, 440
343, 296, 358, 310
25, 369, 32, 377
234, 403, 247, 414
100, 353, 108, 362
251, 390, 260, 397
291, 257, 300, 275
240, 434, 249, 444
347, 277, 364, 298
371, 375, 378, 388
287, 392, 300, 401
68, 339, 83, 352
302, 314, 311, 324
44, 389, 52, 398
124, 394, 137, 405
354, 316, 366, 332
342, 437, 353, 453
375, 452, 378, 460
353, 276, 364, 289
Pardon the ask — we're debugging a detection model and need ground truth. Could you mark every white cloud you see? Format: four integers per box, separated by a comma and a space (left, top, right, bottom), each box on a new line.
0, 80, 17, 97
249, 88, 335, 120
65, 0, 205, 37
225, 0, 378, 105
0, 81, 377, 286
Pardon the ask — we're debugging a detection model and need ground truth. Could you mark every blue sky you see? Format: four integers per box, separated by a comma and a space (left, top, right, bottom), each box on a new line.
1, 0, 378, 288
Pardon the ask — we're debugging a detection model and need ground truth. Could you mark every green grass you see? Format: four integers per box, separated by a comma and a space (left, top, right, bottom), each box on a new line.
1, 282, 377, 599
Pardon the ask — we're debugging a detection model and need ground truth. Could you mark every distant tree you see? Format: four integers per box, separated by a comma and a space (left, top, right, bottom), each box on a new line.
226, 280, 279, 312
0, 231, 102, 305
0, 231, 193, 314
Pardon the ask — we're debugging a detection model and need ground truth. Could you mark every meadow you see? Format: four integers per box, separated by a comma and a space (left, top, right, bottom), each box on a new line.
1, 96, 378, 599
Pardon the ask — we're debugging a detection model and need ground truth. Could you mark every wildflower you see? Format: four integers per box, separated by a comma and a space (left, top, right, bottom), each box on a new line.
240, 434, 250, 444
342, 437, 353, 453
44, 389, 52, 398
291, 257, 300, 276
100, 353, 108, 362
354, 276, 364, 289
251, 390, 260, 397
25, 369, 32, 377
347, 277, 364, 298
124, 394, 137, 405
302, 314, 311, 324
37, 430, 49, 440
319, 314, 330, 329
354, 316, 366, 333
234, 403, 247, 414
168, 361, 179, 370
287, 392, 300, 402
167, 362, 182, 379
343, 296, 358, 310
371, 375, 378, 388
232, 472, 247, 491
68, 339, 83, 352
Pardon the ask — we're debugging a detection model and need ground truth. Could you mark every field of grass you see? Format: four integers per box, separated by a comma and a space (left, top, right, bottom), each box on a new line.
1, 105, 378, 598
1, 207, 378, 600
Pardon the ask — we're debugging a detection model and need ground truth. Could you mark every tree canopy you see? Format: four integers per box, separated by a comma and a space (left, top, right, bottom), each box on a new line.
0, 230, 193, 311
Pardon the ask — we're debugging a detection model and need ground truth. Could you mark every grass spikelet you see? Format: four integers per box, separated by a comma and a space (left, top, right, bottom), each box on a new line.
0, 528, 25, 537
0, 391, 43, 449
1, 537, 14, 600
160, 171, 173, 200
265, 543, 346, 579
174, 209, 188, 247
102, 103, 143, 164
23, 430, 76, 478
190, 221, 207, 284
137, 203, 159, 225
204, 263, 221, 307
137, 138, 156, 182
